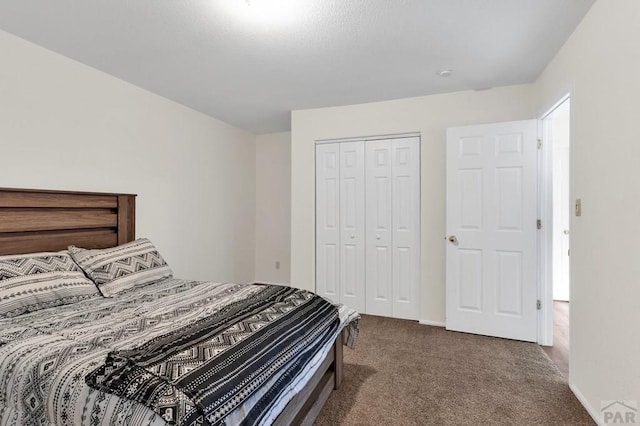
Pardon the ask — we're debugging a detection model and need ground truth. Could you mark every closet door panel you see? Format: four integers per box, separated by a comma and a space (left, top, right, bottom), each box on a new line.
340, 142, 366, 312
365, 140, 393, 316
316, 144, 340, 304
392, 137, 421, 320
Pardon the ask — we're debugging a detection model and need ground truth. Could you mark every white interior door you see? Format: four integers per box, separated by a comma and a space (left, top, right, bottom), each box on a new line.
316, 143, 340, 304
365, 140, 393, 316
446, 121, 538, 342
391, 137, 420, 320
340, 142, 366, 312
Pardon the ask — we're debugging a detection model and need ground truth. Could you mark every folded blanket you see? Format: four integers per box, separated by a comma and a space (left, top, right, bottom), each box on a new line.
86, 285, 339, 426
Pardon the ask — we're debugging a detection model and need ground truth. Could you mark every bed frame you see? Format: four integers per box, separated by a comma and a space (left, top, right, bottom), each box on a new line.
0, 187, 135, 255
0, 187, 343, 425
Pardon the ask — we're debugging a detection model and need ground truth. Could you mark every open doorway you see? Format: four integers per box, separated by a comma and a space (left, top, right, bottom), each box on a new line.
541, 97, 571, 379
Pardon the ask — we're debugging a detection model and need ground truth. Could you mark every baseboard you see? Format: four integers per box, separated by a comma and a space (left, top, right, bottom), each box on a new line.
252, 281, 290, 286
418, 319, 445, 327
569, 383, 602, 425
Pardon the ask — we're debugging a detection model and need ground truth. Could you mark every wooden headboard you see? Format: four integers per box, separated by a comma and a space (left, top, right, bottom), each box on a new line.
0, 188, 136, 256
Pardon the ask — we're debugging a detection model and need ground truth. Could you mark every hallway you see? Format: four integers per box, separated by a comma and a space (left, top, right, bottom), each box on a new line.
542, 301, 570, 379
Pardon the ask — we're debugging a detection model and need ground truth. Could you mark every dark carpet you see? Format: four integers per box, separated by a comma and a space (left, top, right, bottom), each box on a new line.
316, 314, 593, 425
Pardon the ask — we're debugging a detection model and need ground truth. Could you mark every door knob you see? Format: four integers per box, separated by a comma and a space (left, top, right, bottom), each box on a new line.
350, 234, 355, 239
563, 229, 570, 235
448, 235, 458, 244
376, 235, 381, 240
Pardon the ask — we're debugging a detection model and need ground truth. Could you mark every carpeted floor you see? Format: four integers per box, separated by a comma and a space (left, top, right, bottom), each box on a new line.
315, 314, 593, 425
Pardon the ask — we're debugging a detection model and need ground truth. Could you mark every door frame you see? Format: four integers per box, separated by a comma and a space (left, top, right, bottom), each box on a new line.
537, 93, 572, 348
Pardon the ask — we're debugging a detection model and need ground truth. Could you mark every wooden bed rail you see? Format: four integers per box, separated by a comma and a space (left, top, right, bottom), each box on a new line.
275, 330, 346, 425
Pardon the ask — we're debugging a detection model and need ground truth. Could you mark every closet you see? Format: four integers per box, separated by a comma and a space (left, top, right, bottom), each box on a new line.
316, 136, 420, 320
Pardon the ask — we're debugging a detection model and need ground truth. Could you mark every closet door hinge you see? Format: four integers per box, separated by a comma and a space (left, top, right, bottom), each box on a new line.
537, 139, 542, 149
537, 219, 542, 230
537, 300, 542, 310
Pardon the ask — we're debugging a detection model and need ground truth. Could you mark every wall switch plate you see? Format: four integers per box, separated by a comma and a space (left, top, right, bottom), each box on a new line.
575, 198, 582, 216
275, 261, 280, 270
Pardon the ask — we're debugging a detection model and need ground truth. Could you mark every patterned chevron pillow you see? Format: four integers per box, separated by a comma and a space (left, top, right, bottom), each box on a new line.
68, 238, 173, 297
0, 251, 100, 318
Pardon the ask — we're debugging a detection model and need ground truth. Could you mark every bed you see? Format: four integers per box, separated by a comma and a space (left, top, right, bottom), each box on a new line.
0, 188, 359, 426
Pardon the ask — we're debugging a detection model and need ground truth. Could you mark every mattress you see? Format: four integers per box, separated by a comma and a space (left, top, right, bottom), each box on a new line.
0, 278, 358, 425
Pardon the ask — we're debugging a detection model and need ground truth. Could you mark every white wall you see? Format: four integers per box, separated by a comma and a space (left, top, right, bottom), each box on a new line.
0, 30, 256, 284
255, 132, 291, 284
534, 0, 640, 419
291, 85, 536, 323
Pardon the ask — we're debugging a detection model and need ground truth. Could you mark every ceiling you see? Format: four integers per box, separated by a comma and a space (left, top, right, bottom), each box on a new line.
0, 0, 594, 134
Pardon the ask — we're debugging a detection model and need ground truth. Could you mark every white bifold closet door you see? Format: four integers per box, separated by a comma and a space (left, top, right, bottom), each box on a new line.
315, 143, 341, 304
315, 142, 366, 313
365, 138, 420, 320
339, 142, 366, 312
316, 137, 420, 320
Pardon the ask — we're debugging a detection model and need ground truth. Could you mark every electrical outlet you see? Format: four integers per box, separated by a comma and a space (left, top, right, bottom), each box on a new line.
575, 198, 582, 217
275, 261, 280, 270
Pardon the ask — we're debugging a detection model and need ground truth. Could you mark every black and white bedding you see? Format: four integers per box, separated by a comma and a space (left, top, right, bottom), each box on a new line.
0, 278, 359, 425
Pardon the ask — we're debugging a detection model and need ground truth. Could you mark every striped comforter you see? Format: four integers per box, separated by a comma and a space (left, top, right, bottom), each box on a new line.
0, 279, 359, 426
